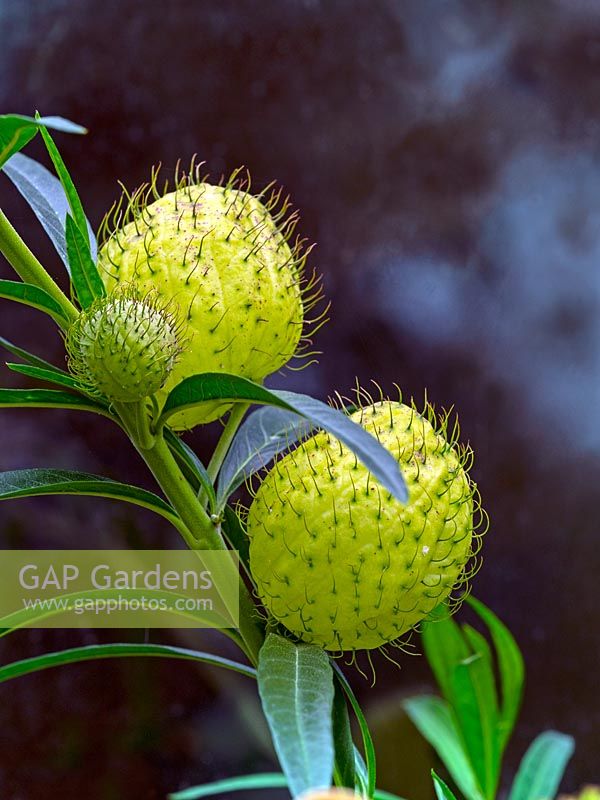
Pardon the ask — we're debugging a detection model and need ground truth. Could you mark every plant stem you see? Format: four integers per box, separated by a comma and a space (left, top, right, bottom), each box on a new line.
207, 402, 249, 483
0, 209, 79, 325
118, 403, 264, 665
143, 436, 264, 665
133, 400, 157, 450
139, 434, 216, 543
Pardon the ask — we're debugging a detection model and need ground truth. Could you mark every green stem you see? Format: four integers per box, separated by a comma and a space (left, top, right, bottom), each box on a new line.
133, 400, 157, 450
118, 403, 264, 665
0, 209, 78, 325
139, 434, 216, 543
207, 403, 249, 483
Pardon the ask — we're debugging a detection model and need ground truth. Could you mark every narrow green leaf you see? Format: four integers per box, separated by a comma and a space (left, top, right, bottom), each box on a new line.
221, 505, 252, 581
217, 406, 313, 506
7, 363, 84, 392
450, 656, 497, 799
0, 642, 256, 684
169, 774, 288, 800
403, 695, 484, 800
422, 608, 500, 798
334, 664, 377, 798
508, 731, 575, 800
3, 153, 97, 268
432, 770, 459, 800
1, 338, 91, 401
0, 115, 37, 168
34, 116, 87, 135
65, 214, 105, 307
0, 279, 66, 322
0, 334, 64, 371
37, 119, 90, 251
466, 596, 525, 750
160, 373, 407, 504
353, 747, 371, 797
0, 114, 84, 168
0, 586, 231, 635
332, 678, 357, 789
422, 609, 471, 703
0, 387, 111, 419
258, 633, 335, 798
168, 772, 408, 800
461, 626, 498, 716
164, 430, 216, 509
461, 625, 501, 791
0, 468, 186, 537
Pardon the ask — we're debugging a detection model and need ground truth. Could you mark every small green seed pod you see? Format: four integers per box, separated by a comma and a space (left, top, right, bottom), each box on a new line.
247, 399, 483, 652
98, 168, 322, 428
67, 289, 182, 404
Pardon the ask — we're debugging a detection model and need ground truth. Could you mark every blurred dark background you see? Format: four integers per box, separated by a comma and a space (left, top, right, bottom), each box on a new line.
1, 0, 599, 797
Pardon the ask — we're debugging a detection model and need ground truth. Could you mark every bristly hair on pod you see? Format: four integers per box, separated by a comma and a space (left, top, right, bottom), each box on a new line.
97, 159, 330, 374
66, 283, 187, 405
343, 380, 488, 625
242, 379, 487, 673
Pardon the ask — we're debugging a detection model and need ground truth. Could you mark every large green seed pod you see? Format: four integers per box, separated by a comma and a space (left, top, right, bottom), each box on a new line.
67, 288, 183, 403
98, 172, 316, 428
247, 400, 481, 652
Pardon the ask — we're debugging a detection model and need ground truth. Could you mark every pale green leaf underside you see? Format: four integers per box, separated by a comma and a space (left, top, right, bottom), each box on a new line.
0, 113, 85, 169
161, 373, 407, 504
508, 731, 575, 800
3, 152, 98, 267
217, 405, 313, 506
258, 634, 335, 798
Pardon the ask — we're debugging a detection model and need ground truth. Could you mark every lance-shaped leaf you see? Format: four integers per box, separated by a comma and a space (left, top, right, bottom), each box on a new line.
420, 601, 513, 799
333, 664, 378, 797
221, 505, 252, 580
6, 362, 84, 392
508, 731, 575, 800
65, 213, 105, 307
0, 334, 61, 370
37, 118, 90, 253
257, 633, 335, 798
332, 677, 357, 790
403, 695, 484, 800
0, 469, 186, 537
0, 388, 111, 419
164, 429, 215, 507
0, 586, 231, 634
432, 770, 460, 800
169, 774, 289, 800
0, 114, 85, 169
168, 774, 407, 800
1, 335, 91, 395
3, 152, 98, 268
160, 373, 407, 504
449, 649, 499, 798
0, 642, 256, 684
0, 279, 67, 323
217, 405, 313, 506
466, 596, 524, 751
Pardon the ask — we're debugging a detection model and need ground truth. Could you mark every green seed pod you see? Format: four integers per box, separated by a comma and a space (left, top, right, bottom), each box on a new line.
247, 398, 483, 652
98, 167, 323, 429
67, 288, 183, 404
